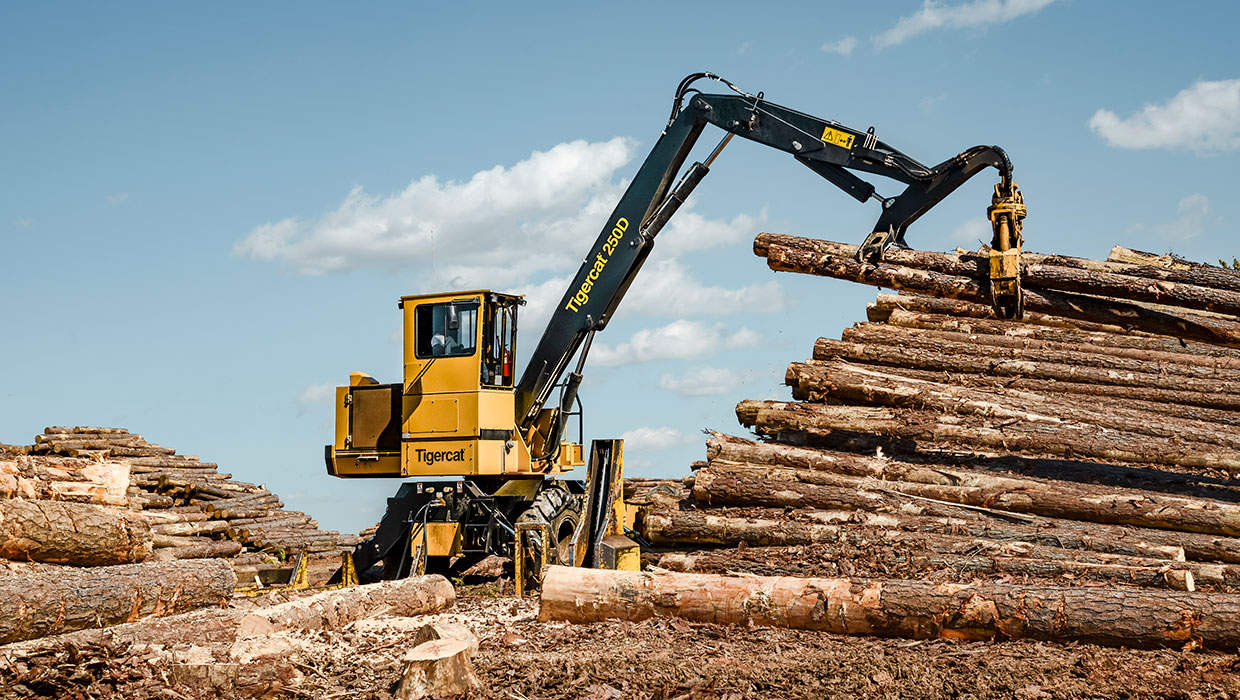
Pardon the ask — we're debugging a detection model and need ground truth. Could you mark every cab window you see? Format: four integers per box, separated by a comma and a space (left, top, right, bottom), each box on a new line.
414, 302, 478, 359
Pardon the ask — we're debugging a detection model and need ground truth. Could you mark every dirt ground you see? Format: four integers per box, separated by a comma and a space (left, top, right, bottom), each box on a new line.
6, 581, 1239, 700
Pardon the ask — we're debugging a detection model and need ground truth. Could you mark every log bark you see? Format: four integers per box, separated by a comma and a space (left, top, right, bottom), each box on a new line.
0, 559, 235, 644
758, 233, 1240, 318
656, 549, 1201, 591
236, 574, 455, 637
867, 293, 1145, 337
2, 575, 456, 660
700, 458, 1240, 539
644, 506, 1192, 562
148, 540, 243, 561
788, 360, 1240, 451
812, 335, 1240, 412
877, 362, 1240, 423
539, 566, 1240, 648
0, 499, 152, 565
708, 431, 1240, 506
737, 399, 1240, 473
151, 519, 230, 536
839, 323, 1240, 387
881, 307, 1240, 365
755, 235, 1240, 347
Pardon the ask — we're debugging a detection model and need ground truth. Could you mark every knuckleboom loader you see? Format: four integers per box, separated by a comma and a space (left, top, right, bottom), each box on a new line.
326, 73, 1027, 590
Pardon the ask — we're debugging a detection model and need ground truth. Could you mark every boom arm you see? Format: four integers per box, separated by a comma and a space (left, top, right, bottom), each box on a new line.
514, 73, 1019, 435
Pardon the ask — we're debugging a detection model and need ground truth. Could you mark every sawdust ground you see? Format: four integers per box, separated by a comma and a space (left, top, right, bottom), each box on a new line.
5, 584, 1239, 699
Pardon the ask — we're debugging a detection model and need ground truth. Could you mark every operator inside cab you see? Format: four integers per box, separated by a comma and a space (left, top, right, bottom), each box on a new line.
418, 302, 477, 358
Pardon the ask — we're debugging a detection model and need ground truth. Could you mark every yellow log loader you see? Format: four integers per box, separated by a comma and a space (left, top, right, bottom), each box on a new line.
325, 73, 1026, 591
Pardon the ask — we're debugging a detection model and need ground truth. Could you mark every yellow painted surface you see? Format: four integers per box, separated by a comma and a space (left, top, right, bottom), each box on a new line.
820, 126, 856, 149
409, 521, 462, 558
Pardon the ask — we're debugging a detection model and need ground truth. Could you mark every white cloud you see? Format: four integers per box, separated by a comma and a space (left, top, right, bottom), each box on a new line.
875, 0, 1056, 48
618, 426, 695, 451
295, 382, 335, 416
949, 217, 991, 248
105, 192, 129, 205
1089, 79, 1240, 155
821, 36, 858, 55
658, 366, 744, 397
235, 138, 769, 316
14, 217, 33, 229
234, 138, 637, 284
590, 320, 761, 367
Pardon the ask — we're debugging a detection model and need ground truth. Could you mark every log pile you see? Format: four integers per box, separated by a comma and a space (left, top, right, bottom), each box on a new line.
7, 426, 359, 562
627, 236, 1240, 648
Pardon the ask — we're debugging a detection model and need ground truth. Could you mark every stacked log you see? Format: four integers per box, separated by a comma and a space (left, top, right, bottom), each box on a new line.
11, 426, 359, 561
625, 236, 1240, 649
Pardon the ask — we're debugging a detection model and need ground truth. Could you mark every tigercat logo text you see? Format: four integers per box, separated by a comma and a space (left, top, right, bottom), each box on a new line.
565, 217, 628, 313
415, 448, 466, 466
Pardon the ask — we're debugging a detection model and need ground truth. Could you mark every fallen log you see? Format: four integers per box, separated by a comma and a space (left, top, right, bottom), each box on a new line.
1, 575, 456, 659
539, 566, 1240, 649
736, 399, 1240, 473
237, 574, 455, 636
0, 499, 152, 565
0, 559, 235, 644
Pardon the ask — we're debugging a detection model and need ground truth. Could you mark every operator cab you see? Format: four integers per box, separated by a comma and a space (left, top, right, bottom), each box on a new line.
326, 290, 583, 480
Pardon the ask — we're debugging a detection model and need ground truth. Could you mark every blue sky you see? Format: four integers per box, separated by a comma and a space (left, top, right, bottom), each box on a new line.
3, 1, 1238, 533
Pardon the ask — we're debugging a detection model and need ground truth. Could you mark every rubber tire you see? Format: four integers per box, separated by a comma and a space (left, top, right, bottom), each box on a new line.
515, 486, 583, 566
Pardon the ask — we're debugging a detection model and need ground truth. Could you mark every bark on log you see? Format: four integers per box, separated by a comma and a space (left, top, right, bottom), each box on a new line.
758, 233, 1240, 318
789, 360, 1240, 451
0, 499, 152, 565
700, 458, 1240, 539
644, 506, 1191, 562
708, 431, 1240, 506
0, 559, 235, 644
151, 519, 230, 536
877, 362, 1240, 422
148, 540, 243, 561
881, 307, 1240, 365
656, 549, 1201, 591
236, 574, 455, 637
539, 566, 1240, 648
737, 399, 1240, 473
839, 323, 1240, 387
2, 574, 456, 660
867, 293, 1144, 337
755, 235, 1240, 347
816, 334, 1240, 401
